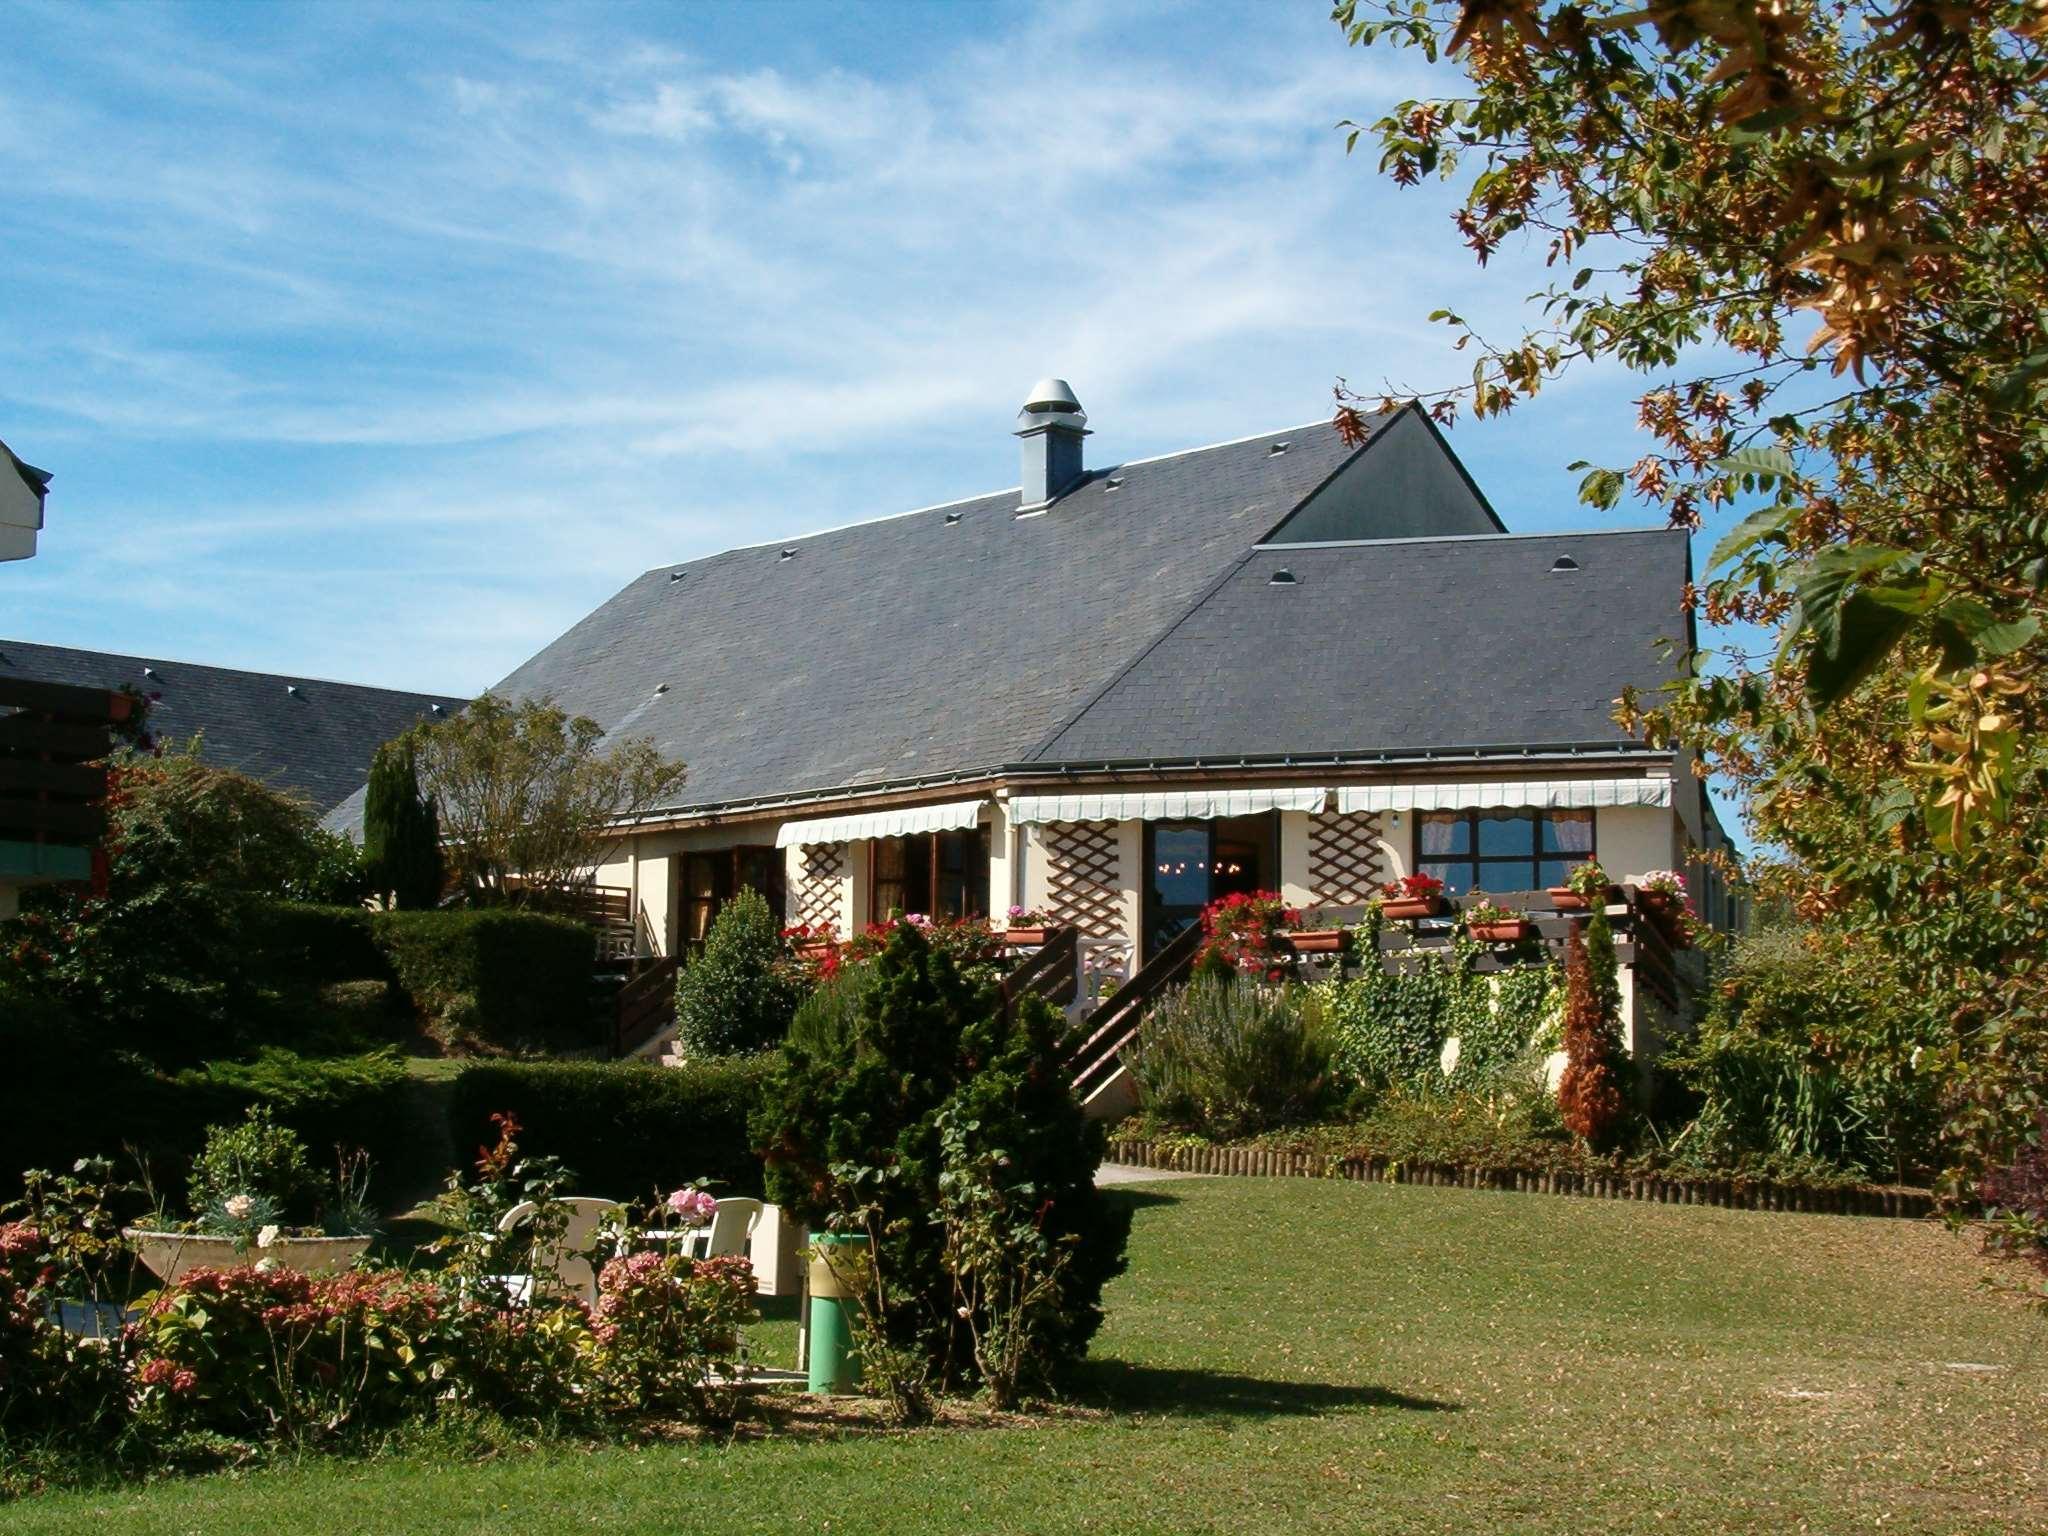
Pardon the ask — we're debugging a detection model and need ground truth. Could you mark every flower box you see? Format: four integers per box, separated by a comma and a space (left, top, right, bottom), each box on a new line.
794, 940, 837, 963
1467, 919, 1535, 944
1282, 929, 1346, 955
124, 1229, 371, 1286
1002, 926, 1053, 947
1380, 895, 1445, 920
1636, 890, 1694, 949
1547, 884, 1621, 912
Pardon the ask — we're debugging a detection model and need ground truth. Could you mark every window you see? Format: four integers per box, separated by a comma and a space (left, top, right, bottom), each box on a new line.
1141, 813, 1276, 958
869, 827, 991, 923
1414, 809, 1594, 896
679, 846, 785, 949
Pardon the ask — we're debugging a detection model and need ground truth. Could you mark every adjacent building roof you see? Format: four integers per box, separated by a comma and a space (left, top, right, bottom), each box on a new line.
1032, 529, 1692, 764
0, 640, 465, 814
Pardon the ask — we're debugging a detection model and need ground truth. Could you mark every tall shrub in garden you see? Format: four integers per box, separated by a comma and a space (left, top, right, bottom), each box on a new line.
1557, 912, 1628, 1149
753, 920, 1128, 1400
363, 734, 443, 911
674, 889, 801, 1057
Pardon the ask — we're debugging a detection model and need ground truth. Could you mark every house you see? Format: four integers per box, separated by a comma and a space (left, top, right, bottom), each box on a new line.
1, 440, 50, 563
0, 640, 465, 817
329, 380, 1735, 1060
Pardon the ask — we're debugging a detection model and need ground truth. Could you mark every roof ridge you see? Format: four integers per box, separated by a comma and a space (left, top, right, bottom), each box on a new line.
646, 415, 1365, 576
1253, 525, 1680, 552
0, 638, 467, 701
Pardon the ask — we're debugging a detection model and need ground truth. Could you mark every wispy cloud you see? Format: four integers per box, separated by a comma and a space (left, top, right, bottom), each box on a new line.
0, 0, 1673, 699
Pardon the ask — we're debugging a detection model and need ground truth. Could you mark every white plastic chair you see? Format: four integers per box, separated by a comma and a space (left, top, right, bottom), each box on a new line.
683, 1197, 763, 1261
494, 1196, 625, 1305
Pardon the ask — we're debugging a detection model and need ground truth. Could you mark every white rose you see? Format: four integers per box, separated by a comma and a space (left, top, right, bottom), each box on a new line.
223, 1194, 255, 1221
256, 1225, 280, 1249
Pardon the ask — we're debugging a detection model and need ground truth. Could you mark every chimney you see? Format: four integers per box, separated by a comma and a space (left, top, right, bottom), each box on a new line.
1014, 377, 1089, 511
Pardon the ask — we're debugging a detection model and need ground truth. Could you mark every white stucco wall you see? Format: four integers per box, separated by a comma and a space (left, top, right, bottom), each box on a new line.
1595, 804, 1678, 884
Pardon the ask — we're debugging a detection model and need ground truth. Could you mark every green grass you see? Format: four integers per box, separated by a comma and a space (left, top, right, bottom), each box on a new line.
13, 1177, 2048, 1534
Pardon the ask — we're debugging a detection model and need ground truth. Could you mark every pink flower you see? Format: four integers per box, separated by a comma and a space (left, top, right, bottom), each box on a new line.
665, 1188, 718, 1227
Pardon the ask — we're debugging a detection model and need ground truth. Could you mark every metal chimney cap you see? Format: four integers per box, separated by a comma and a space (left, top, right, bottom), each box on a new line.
1020, 377, 1084, 418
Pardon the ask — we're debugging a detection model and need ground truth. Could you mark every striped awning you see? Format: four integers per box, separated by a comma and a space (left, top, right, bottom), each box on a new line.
774, 798, 987, 849
1006, 786, 1330, 826
1335, 778, 1672, 814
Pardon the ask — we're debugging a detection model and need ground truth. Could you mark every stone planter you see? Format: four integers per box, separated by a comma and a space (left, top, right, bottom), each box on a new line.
1380, 895, 1445, 920
1282, 928, 1346, 954
1002, 926, 1053, 947
1467, 919, 1535, 944
124, 1229, 372, 1286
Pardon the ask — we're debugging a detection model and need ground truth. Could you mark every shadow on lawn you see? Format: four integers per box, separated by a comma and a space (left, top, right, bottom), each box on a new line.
1074, 1360, 1460, 1419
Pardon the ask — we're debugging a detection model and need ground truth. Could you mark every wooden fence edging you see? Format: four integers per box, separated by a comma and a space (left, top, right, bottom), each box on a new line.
1103, 1138, 1935, 1220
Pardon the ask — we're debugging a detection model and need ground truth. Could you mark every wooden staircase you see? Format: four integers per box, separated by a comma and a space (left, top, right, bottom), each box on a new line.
1065, 922, 1204, 1121
613, 955, 680, 1058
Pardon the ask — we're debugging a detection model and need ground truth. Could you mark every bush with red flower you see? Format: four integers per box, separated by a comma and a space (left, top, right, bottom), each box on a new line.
1192, 891, 1301, 981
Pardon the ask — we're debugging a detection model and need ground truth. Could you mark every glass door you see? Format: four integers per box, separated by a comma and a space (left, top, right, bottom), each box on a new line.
1142, 813, 1278, 958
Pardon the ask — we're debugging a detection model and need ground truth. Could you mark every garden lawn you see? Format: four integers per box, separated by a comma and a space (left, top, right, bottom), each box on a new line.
14, 1177, 2048, 1535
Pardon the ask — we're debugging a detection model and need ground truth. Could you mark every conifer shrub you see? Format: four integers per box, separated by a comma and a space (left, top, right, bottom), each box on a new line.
752, 920, 1129, 1398
1557, 910, 1629, 1149
673, 888, 801, 1057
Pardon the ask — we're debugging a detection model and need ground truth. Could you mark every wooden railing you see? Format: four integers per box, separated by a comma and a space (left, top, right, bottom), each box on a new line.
613, 955, 681, 1057
0, 677, 132, 870
998, 925, 1080, 1023
1067, 921, 1204, 1107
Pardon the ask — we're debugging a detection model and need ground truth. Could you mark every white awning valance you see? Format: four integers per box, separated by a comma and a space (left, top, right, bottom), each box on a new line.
1006, 787, 1330, 826
774, 798, 988, 849
1335, 778, 1672, 814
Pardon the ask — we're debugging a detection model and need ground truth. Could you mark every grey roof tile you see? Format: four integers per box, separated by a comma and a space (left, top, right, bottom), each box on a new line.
0, 640, 465, 814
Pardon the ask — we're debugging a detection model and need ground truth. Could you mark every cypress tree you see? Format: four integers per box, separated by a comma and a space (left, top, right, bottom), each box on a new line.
363, 734, 443, 910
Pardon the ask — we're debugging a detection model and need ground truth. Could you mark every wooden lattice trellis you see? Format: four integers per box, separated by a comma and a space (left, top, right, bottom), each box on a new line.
793, 842, 846, 930
1308, 811, 1387, 905
1043, 820, 1125, 938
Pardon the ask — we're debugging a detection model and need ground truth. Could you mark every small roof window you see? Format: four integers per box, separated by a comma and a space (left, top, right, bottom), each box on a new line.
1550, 555, 1581, 573
778, 547, 798, 561
1268, 568, 1299, 586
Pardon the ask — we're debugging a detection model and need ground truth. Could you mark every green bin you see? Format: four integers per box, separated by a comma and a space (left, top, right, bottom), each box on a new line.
806, 1232, 870, 1394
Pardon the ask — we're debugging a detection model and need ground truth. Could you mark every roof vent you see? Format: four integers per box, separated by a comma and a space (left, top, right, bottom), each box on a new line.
1268, 441, 1291, 456
778, 547, 798, 561
1015, 377, 1089, 510
667, 571, 686, 583
653, 683, 670, 695
1550, 555, 1581, 572
286, 684, 301, 698
1268, 568, 1299, 586
1105, 476, 1124, 491
944, 511, 962, 526
142, 666, 159, 680
430, 704, 445, 716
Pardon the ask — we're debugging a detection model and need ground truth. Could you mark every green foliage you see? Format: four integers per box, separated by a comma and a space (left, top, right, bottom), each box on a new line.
1665, 926, 1939, 1183
410, 692, 688, 905
753, 921, 1128, 1394
276, 830, 373, 908
786, 959, 880, 1058
1327, 944, 1561, 1097
446, 1056, 776, 1199
362, 734, 444, 911
1130, 979, 1338, 1139
243, 902, 387, 988
370, 908, 595, 1054
674, 888, 801, 1057
591, 1252, 757, 1424
184, 1106, 322, 1223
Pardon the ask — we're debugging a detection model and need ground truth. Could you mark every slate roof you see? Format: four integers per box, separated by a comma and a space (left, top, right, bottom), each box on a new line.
1032, 529, 1693, 764
0, 640, 465, 814
322, 408, 1685, 833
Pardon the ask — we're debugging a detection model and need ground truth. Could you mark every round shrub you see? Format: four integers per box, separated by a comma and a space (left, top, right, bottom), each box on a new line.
674, 889, 801, 1057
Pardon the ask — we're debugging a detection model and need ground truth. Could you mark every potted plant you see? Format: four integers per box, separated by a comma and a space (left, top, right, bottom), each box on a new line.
124, 1110, 376, 1285
1377, 873, 1446, 921
1634, 870, 1697, 949
1000, 905, 1058, 946
1461, 894, 1535, 944
782, 921, 839, 964
1548, 858, 1620, 912
1193, 890, 1300, 979
1281, 912, 1346, 954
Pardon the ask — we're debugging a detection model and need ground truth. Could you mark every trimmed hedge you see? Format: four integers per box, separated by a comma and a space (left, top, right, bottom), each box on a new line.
446, 1056, 776, 1199
369, 909, 597, 1054
244, 902, 388, 988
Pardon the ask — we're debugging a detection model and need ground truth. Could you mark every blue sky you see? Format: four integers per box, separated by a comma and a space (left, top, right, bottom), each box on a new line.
1, 0, 1747, 835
